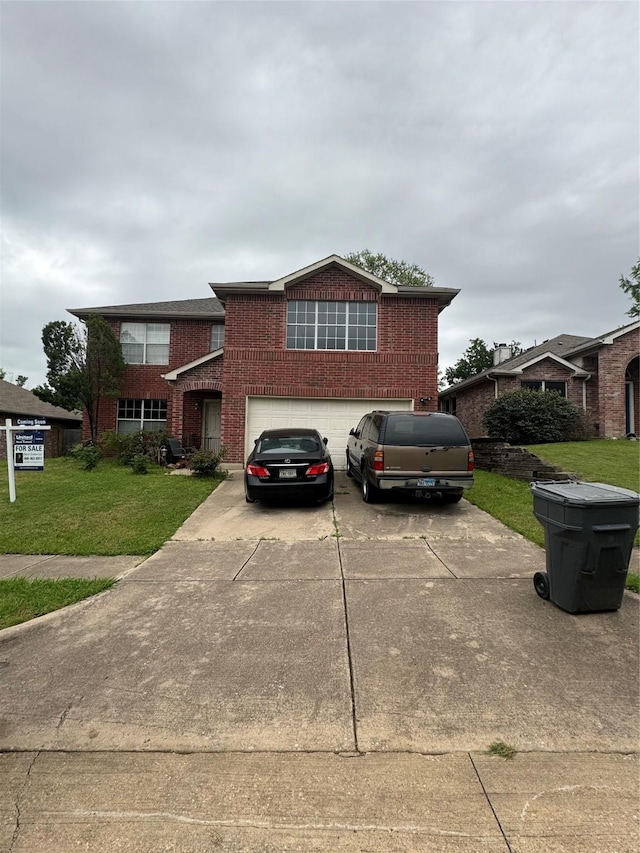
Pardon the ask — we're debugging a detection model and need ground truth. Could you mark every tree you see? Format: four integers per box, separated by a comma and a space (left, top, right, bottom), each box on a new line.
619, 258, 640, 318
32, 320, 85, 411
483, 389, 590, 444
344, 249, 434, 287
33, 315, 125, 440
0, 368, 28, 387
443, 338, 523, 386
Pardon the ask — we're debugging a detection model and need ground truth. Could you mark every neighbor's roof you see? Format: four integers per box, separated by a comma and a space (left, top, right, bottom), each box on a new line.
440, 320, 640, 396
68, 297, 224, 320
0, 379, 82, 422
440, 334, 595, 395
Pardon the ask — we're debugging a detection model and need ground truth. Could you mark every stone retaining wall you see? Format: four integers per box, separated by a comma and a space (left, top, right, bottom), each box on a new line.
471, 439, 575, 482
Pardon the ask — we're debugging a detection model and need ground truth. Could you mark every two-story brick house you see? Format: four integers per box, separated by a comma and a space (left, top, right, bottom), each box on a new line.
438, 320, 640, 439
69, 255, 459, 466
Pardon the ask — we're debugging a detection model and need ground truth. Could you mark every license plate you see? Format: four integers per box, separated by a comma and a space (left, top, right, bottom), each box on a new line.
417, 478, 436, 487
279, 469, 297, 479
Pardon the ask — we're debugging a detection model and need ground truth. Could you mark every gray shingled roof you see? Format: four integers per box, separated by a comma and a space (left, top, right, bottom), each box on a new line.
440, 333, 597, 395
0, 379, 82, 422
498, 334, 595, 370
68, 297, 224, 319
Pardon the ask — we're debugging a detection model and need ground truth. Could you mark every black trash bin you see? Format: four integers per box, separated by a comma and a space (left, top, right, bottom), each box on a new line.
531, 480, 639, 613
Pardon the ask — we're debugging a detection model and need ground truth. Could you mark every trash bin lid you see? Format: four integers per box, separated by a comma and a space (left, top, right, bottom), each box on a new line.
531, 480, 640, 507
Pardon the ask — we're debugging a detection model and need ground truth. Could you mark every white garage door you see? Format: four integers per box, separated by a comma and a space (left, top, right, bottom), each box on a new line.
245, 397, 414, 469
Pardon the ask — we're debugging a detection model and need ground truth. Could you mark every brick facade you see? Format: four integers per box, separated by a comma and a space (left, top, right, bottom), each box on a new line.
596, 327, 639, 437
220, 271, 440, 461
89, 265, 443, 462
440, 325, 640, 440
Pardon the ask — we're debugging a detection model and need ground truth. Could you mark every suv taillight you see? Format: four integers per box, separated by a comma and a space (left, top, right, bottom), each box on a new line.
467, 451, 474, 472
373, 450, 384, 471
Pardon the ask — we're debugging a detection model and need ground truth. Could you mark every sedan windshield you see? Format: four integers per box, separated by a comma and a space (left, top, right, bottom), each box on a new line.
257, 435, 320, 454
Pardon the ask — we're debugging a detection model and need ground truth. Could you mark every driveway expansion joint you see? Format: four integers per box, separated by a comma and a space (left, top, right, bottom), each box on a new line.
468, 752, 514, 853
9, 750, 40, 853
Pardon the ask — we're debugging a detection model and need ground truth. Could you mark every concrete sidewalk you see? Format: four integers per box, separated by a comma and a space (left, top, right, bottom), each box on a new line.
1, 472, 638, 851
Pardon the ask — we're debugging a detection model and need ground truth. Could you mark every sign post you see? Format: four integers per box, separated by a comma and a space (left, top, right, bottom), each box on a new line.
1, 418, 51, 503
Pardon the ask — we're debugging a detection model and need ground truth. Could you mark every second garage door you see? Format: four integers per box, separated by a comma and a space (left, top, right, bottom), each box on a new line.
245, 396, 414, 469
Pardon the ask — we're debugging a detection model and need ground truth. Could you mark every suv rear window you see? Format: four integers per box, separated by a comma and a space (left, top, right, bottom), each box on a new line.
382, 414, 469, 446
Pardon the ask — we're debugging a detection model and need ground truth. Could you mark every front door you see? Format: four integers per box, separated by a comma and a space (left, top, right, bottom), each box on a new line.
625, 381, 635, 435
203, 400, 221, 454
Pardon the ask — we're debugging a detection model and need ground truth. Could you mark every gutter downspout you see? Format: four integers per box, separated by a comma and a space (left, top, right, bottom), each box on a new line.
488, 374, 499, 399
582, 374, 591, 411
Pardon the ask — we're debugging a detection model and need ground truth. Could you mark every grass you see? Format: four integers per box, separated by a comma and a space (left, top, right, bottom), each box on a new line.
467, 440, 640, 590
0, 577, 116, 630
467, 470, 546, 547
486, 741, 517, 760
0, 458, 223, 556
524, 440, 640, 493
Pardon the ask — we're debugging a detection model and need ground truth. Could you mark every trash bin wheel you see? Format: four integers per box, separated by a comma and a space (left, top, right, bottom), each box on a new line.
533, 571, 550, 600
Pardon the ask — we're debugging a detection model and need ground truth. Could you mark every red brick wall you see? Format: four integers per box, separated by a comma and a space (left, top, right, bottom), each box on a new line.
92, 317, 220, 436
221, 271, 440, 461
88, 276, 442, 459
597, 328, 640, 437
440, 342, 640, 440
446, 382, 497, 438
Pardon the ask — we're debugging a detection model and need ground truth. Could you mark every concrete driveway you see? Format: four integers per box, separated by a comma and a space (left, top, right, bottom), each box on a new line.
1, 471, 638, 851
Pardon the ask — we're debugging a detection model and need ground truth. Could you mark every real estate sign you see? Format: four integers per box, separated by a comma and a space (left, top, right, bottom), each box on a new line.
1, 418, 51, 502
14, 429, 46, 470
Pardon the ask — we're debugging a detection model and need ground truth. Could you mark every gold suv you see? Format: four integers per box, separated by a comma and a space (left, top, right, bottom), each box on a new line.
346, 411, 474, 504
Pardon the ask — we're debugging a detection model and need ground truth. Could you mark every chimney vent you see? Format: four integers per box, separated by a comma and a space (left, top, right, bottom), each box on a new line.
493, 344, 512, 365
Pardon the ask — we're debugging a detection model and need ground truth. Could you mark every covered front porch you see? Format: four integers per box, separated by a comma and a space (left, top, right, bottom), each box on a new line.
163, 350, 224, 453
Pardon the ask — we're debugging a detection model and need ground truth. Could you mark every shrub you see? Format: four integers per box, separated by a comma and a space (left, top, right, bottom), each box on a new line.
189, 447, 227, 478
98, 429, 168, 466
69, 442, 102, 471
483, 389, 592, 444
130, 454, 149, 475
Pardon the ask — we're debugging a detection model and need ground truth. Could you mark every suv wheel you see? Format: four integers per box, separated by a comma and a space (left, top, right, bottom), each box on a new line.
361, 470, 380, 503
346, 453, 354, 478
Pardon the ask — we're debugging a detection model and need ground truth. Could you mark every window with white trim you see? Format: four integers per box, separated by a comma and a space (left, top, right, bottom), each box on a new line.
121, 322, 170, 364
117, 399, 167, 434
210, 324, 225, 350
286, 300, 376, 351
521, 380, 566, 397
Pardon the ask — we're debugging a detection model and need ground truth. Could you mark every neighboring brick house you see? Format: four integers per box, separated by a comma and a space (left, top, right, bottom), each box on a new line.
438, 321, 640, 439
0, 379, 82, 460
68, 255, 459, 466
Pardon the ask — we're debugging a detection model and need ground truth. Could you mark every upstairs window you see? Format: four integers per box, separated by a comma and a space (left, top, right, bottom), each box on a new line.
121, 322, 170, 364
286, 300, 376, 351
521, 380, 566, 397
210, 324, 225, 351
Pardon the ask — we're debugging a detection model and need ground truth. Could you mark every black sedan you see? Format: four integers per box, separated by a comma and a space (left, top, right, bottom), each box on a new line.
244, 428, 334, 504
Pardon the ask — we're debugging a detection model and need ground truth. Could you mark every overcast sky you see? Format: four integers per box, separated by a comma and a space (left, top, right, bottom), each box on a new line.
1, 1, 638, 389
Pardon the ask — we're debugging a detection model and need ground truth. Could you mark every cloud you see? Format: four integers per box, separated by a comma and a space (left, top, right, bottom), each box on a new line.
1, 1, 637, 386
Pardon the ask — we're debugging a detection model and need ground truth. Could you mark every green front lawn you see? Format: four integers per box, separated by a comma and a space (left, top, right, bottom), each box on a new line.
467, 440, 640, 589
524, 440, 640, 493
0, 577, 116, 630
0, 458, 222, 555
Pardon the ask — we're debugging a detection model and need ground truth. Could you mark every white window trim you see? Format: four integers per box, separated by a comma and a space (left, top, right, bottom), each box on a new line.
521, 380, 567, 395
121, 322, 170, 365
286, 300, 377, 352
117, 398, 167, 432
